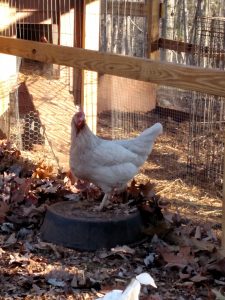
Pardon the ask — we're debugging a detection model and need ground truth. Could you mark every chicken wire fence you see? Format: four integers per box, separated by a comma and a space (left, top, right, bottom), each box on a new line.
0, 0, 225, 198
159, 2, 225, 192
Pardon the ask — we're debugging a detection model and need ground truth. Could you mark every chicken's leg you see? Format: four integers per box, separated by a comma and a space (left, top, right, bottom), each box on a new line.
98, 193, 110, 211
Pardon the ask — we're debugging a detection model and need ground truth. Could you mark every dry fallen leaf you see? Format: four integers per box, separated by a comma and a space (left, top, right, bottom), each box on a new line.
47, 278, 66, 287
32, 161, 54, 179
212, 289, 225, 299
190, 274, 209, 283
4, 232, 17, 247
0, 201, 9, 222
10, 179, 32, 204
194, 226, 202, 240
190, 237, 216, 253
111, 245, 135, 255
158, 246, 195, 269
128, 179, 140, 198
207, 258, 225, 276
0, 247, 5, 258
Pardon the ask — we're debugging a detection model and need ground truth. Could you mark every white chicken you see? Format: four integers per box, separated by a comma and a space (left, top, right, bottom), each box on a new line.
69, 111, 163, 210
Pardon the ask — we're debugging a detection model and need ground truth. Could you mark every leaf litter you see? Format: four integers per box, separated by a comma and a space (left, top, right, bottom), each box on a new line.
0, 140, 224, 299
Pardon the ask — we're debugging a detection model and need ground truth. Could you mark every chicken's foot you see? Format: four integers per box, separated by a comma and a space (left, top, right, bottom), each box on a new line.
98, 193, 109, 211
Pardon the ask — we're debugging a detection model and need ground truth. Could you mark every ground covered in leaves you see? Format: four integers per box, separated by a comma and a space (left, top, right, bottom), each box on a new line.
0, 140, 225, 300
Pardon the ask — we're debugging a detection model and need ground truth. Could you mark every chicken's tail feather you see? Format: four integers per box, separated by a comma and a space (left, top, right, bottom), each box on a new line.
141, 123, 163, 138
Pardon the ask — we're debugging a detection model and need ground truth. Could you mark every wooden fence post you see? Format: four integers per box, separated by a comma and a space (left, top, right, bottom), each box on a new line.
147, 0, 161, 60
73, 0, 84, 106
146, 0, 161, 110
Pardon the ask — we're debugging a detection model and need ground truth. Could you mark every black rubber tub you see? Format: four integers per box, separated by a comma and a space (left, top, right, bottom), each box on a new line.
40, 201, 144, 251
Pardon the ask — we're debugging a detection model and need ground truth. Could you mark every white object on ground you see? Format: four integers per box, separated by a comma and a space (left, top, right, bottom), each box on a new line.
96, 272, 157, 300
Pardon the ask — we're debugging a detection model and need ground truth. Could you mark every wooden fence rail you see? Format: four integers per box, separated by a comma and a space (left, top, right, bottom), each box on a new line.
0, 36, 225, 97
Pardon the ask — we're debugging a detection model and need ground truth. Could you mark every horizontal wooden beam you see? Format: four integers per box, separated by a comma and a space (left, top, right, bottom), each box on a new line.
1, 36, 225, 97
151, 38, 225, 61
150, 38, 195, 53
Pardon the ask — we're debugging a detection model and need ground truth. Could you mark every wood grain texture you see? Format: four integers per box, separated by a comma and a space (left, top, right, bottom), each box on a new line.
1, 36, 225, 97
147, 0, 160, 60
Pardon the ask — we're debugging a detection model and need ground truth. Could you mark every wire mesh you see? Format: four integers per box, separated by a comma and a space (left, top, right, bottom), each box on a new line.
0, 0, 225, 199
187, 16, 225, 191
157, 2, 225, 193
0, 0, 79, 169
99, 0, 154, 139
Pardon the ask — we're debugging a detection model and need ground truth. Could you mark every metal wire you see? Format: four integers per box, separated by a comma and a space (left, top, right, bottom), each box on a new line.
187, 17, 225, 189
0, 0, 225, 192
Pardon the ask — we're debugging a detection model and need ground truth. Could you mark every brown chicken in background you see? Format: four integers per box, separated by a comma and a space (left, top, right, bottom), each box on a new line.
69, 111, 163, 210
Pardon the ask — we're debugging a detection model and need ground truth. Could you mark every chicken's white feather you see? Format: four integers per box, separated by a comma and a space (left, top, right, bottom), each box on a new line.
96, 272, 157, 300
